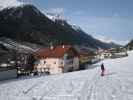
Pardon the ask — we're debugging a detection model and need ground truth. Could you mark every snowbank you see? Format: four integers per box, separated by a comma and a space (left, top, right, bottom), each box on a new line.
0, 51, 133, 100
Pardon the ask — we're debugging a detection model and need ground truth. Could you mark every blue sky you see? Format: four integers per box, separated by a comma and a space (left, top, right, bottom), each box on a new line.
24, 0, 133, 45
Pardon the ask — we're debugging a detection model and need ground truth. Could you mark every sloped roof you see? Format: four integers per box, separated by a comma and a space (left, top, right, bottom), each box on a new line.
34, 45, 78, 58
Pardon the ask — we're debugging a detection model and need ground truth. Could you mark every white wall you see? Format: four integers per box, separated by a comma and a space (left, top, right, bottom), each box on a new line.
73, 57, 79, 70
35, 58, 63, 74
63, 57, 79, 72
35, 57, 79, 74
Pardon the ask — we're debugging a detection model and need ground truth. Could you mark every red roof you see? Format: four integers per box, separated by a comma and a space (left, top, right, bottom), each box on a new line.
34, 45, 78, 58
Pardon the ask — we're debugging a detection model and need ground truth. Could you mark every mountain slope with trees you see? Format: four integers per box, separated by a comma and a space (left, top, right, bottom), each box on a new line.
0, 4, 119, 50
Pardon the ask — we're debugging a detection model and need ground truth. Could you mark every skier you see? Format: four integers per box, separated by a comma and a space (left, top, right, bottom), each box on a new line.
101, 63, 105, 76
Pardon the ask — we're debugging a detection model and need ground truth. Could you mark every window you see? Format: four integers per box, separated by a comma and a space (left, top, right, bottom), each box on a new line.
61, 62, 63, 65
46, 64, 50, 67
64, 53, 68, 59
44, 61, 46, 64
64, 53, 73, 59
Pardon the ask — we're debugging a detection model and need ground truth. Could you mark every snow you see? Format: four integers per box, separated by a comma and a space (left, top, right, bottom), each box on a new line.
71, 24, 82, 31
32, 7, 42, 16
45, 13, 82, 31
0, 51, 133, 100
46, 13, 65, 22
0, 38, 35, 52
0, 0, 23, 10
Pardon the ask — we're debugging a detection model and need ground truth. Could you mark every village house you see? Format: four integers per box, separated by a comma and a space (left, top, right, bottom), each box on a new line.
16, 52, 35, 75
109, 47, 128, 58
79, 51, 98, 64
0, 50, 35, 77
34, 45, 79, 74
96, 48, 112, 59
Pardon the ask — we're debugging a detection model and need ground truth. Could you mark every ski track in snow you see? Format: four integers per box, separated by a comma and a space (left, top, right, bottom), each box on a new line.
0, 51, 133, 100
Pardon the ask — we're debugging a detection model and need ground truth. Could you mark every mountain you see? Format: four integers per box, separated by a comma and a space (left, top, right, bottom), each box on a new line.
46, 13, 119, 49
0, 4, 119, 51
46, 13, 65, 23
0, 0, 23, 10
126, 39, 133, 50
0, 37, 36, 53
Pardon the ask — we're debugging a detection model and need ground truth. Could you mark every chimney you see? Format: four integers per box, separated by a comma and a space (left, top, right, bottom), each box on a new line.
62, 45, 65, 48
50, 45, 54, 50
50, 42, 54, 50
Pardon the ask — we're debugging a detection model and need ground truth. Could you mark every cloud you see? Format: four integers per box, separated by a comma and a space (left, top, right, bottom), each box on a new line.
94, 34, 112, 43
113, 40, 129, 46
0, 0, 23, 9
46, 8, 65, 14
94, 34, 129, 45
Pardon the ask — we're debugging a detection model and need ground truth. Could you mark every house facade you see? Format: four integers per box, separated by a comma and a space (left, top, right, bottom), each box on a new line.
34, 45, 79, 74
79, 50, 99, 64
16, 53, 35, 75
96, 49, 112, 60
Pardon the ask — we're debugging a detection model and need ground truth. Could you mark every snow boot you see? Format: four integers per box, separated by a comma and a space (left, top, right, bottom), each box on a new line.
101, 70, 104, 76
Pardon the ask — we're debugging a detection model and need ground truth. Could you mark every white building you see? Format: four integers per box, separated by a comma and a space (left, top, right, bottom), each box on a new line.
34, 45, 79, 74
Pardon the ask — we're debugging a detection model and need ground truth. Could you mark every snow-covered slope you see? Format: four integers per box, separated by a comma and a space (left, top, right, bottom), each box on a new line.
0, 51, 133, 100
0, 38, 35, 53
71, 24, 82, 31
46, 13, 65, 22
46, 13, 82, 31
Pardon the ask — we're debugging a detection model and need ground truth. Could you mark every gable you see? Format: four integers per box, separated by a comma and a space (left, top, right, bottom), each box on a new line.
34, 45, 79, 59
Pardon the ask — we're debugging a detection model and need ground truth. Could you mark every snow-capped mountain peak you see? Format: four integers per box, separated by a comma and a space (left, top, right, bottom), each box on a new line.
71, 24, 82, 31
0, 0, 23, 10
46, 13, 83, 31
45, 12, 82, 31
46, 13, 65, 22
